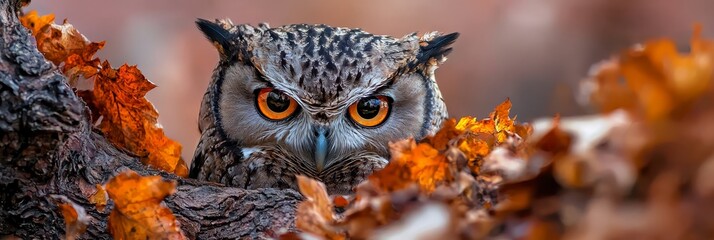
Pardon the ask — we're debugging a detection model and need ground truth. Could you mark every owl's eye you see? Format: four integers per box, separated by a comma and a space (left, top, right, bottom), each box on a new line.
256, 88, 298, 121
348, 96, 391, 127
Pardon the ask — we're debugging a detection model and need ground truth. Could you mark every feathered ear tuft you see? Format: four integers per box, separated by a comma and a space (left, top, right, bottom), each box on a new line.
196, 18, 236, 60
416, 32, 460, 64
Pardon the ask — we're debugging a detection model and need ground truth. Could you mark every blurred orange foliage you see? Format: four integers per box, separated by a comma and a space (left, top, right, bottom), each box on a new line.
587, 26, 714, 122
292, 28, 714, 239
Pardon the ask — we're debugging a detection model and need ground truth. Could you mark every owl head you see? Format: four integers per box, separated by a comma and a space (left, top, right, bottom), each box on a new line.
191, 18, 458, 193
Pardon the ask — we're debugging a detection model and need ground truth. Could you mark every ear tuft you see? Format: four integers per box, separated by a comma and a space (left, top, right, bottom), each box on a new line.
196, 18, 235, 59
417, 32, 460, 64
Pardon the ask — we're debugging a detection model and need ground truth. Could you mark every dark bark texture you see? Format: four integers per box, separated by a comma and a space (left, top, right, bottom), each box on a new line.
0, 0, 300, 239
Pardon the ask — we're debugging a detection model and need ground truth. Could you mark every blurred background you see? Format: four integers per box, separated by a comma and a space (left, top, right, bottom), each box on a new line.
30, 0, 714, 161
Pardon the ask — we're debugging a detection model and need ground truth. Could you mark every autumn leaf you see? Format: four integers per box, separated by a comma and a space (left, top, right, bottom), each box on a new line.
51, 195, 91, 240
106, 170, 186, 240
20, 10, 53, 34
89, 184, 108, 212
20, 10, 186, 176
359, 99, 527, 205
339, 186, 397, 239
174, 159, 189, 178
367, 139, 455, 193
92, 62, 184, 173
454, 98, 517, 143
333, 195, 350, 208
21, 10, 104, 84
426, 99, 529, 174
457, 133, 495, 169
581, 58, 644, 119
295, 175, 345, 240
370, 203, 456, 239
428, 118, 459, 151
63, 41, 104, 82
20, 11, 104, 75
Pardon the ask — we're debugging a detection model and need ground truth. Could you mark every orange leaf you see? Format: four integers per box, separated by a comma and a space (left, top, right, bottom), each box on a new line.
429, 118, 459, 150
491, 98, 516, 142
174, 159, 190, 178
370, 139, 455, 193
427, 99, 526, 174
295, 175, 345, 239
19, 10, 54, 35
457, 135, 492, 163
89, 184, 108, 212
106, 170, 185, 239
51, 195, 91, 240
21, 10, 105, 88
93, 63, 183, 175
333, 196, 350, 208
63, 41, 105, 82
20, 11, 103, 70
455, 99, 516, 143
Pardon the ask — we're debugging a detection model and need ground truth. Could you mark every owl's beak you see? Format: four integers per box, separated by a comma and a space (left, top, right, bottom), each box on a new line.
314, 126, 329, 172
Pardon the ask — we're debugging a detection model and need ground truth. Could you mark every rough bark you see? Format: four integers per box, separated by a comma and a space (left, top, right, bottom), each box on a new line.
0, 0, 300, 239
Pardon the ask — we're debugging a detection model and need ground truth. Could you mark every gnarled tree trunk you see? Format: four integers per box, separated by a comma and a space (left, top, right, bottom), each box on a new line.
0, 0, 300, 239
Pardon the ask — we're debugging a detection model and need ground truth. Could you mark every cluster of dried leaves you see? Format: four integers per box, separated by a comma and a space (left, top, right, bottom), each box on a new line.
20, 10, 188, 239
291, 28, 714, 239
20, 11, 187, 177
20, 8, 714, 240
289, 99, 531, 239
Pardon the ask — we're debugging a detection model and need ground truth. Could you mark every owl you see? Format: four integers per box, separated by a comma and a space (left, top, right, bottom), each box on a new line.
189, 18, 458, 194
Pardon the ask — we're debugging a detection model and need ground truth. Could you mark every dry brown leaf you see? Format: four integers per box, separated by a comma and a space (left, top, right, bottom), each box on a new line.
428, 118, 459, 151
339, 192, 395, 239
174, 160, 190, 178
533, 115, 571, 155
63, 41, 104, 82
106, 170, 185, 240
20, 11, 103, 72
92, 62, 184, 174
295, 175, 345, 240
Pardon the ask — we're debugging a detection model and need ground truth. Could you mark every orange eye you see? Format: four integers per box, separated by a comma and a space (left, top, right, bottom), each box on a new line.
256, 88, 298, 121
348, 96, 391, 127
